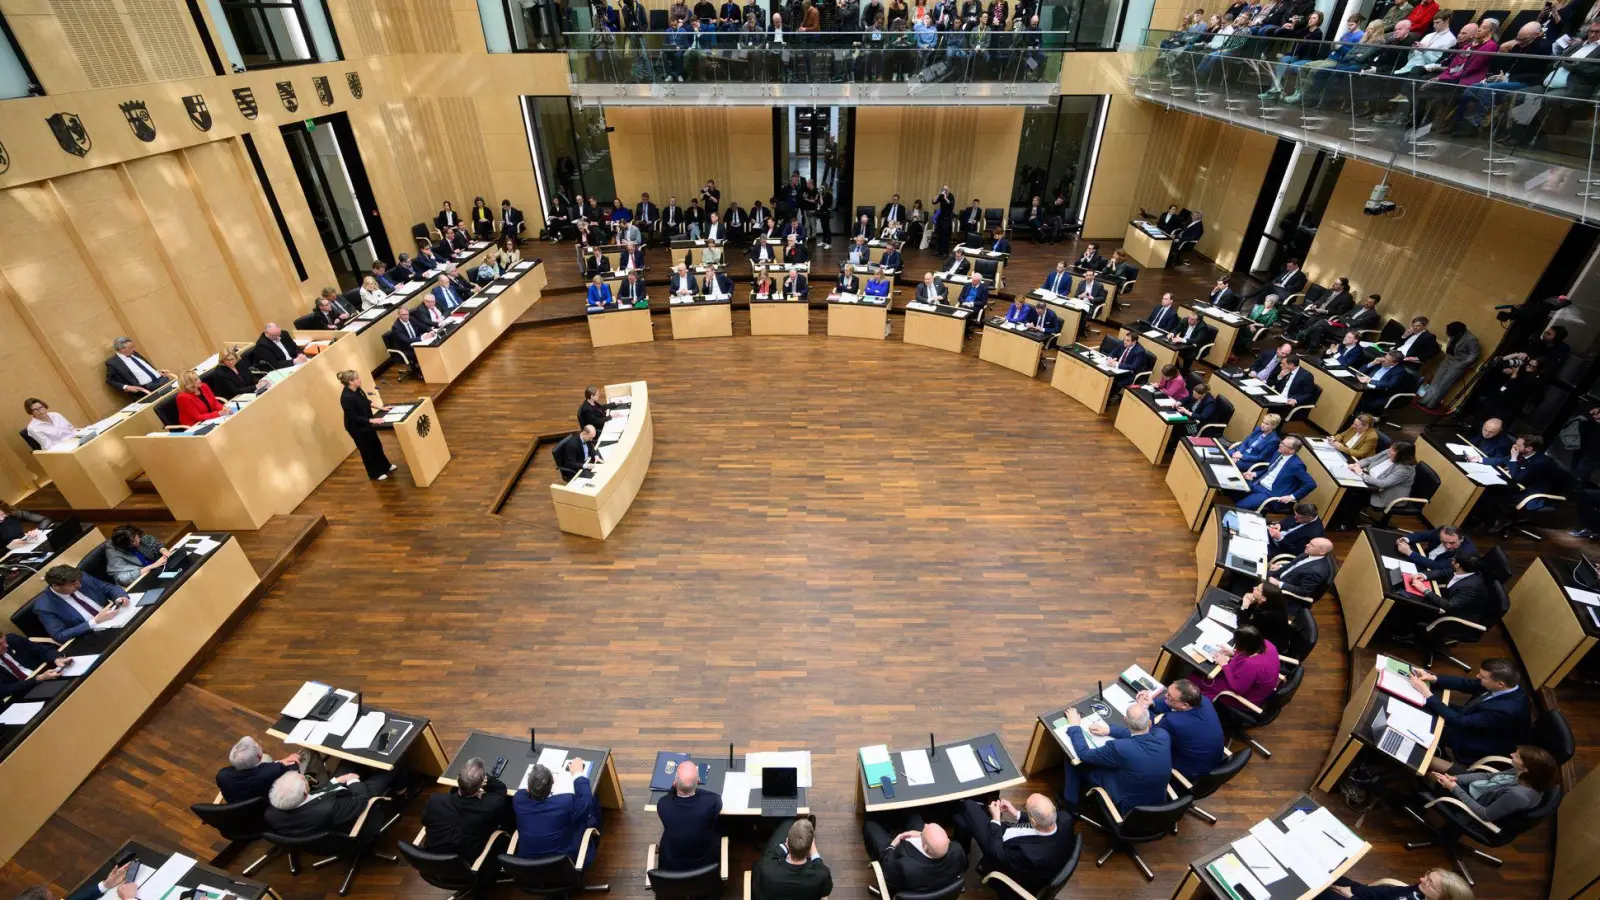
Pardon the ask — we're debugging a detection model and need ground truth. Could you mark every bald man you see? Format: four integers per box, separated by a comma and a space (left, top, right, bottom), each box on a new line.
656, 760, 722, 872
955, 793, 1076, 895
862, 815, 967, 896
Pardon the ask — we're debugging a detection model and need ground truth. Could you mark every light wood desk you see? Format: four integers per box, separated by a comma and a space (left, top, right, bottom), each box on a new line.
670, 299, 735, 339
1136, 329, 1182, 375
414, 263, 546, 384
588, 307, 655, 346
126, 335, 366, 530
1116, 385, 1186, 465
1303, 358, 1369, 435
978, 322, 1045, 377
550, 381, 653, 540
380, 397, 450, 487
1552, 763, 1600, 900
1195, 506, 1267, 603
441, 731, 625, 809
1123, 220, 1173, 269
1415, 433, 1496, 528
1153, 588, 1238, 683
1315, 660, 1444, 793
33, 392, 174, 511
1051, 344, 1117, 415
1505, 557, 1600, 690
1335, 527, 1442, 650
857, 732, 1023, 813
1167, 438, 1238, 532
322, 275, 440, 373
749, 295, 810, 335
827, 298, 889, 340
1168, 795, 1371, 900
1298, 436, 1370, 525
1181, 304, 1246, 368
902, 304, 969, 353
0, 527, 105, 624
0, 535, 258, 864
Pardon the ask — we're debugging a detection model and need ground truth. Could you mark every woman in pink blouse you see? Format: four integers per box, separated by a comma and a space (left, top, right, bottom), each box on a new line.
1195, 625, 1279, 710
1155, 365, 1190, 402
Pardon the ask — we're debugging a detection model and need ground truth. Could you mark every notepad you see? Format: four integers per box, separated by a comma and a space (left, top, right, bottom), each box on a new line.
861, 744, 896, 786
93, 603, 139, 630
1102, 682, 1136, 715
57, 654, 99, 677
0, 701, 44, 725
135, 854, 196, 900
1231, 834, 1287, 884
1386, 697, 1437, 744
946, 744, 984, 783
283, 681, 331, 717
1446, 442, 1476, 457
901, 749, 935, 785
720, 771, 754, 811
342, 710, 387, 750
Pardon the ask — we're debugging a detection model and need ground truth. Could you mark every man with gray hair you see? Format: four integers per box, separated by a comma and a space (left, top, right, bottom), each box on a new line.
953, 793, 1075, 896
1061, 702, 1173, 818
422, 756, 514, 858
264, 766, 391, 837
513, 757, 600, 864
216, 735, 302, 803
104, 336, 173, 396
752, 817, 832, 900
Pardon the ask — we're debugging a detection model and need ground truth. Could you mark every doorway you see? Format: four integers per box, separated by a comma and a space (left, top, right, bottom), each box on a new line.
1236, 139, 1343, 279
280, 112, 390, 290
773, 106, 854, 241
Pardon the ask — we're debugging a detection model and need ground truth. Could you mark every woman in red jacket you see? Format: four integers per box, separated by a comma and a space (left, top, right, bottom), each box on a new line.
175, 370, 224, 426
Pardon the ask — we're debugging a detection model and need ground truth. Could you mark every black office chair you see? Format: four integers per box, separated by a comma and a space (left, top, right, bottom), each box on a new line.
649, 8, 668, 28
982, 207, 1007, 235
153, 395, 185, 430
498, 828, 607, 897
293, 312, 322, 331
1371, 462, 1440, 528
1479, 545, 1512, 584
191, 797, 273, 875
1494, 459, 1571, 541
1373, 373, 1422, 427
1118, 275, 1138, 297
1376, 430, 1394, 453
978, 835, 1079, 900
855, 205, 876, 229
1081, 789, 1191, 881
1278, 606, 1318, 677
1402, 780, 1561, 886
1369, 319, 1408, 348
1419, 577, 1508, 671
1281, 383, 1322, 426
869, 863, 962, 900
262, 795, 402, 895
974, 258, 1000, 286
237, 346, 272, 378
1215, 664, 1303, 758
1198, 395, 1233, 439
400, 826, 511, 900
644, 838, 727, 899
381, 332, 415, 382
1171, 746, 1252, 825
77, 543, 112, 584
19, 429, 40, 451
412, 223, 432, 245
9, 596, 51, 639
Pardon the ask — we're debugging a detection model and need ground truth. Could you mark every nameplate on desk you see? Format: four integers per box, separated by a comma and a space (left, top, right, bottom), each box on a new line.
513, 261, 534, 271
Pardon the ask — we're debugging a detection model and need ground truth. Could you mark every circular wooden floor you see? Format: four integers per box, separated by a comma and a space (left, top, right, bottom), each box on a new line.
196, 315, 1366, 899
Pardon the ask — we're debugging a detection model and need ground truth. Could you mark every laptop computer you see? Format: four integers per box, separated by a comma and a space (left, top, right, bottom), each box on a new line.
45, 517, 84, 554
760, 766, 799, 816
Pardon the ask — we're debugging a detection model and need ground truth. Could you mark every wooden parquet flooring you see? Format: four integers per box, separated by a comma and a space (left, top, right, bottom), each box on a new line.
3, 242, 1585, 900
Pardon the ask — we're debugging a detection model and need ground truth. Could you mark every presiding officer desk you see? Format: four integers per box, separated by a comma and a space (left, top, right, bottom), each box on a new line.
588, 304, 655, 347
827, 292, 890, 340
1168, 794, 1371, 900
0, 533, 258, 863
669, 293, 735, 340
126, 332, 370, 530
1124, 219, 1174, 269
1314, 654, 1444, 793
1116, 383, 1190, 465
440, 731, 625, 809
1504, 556, 1600, 690
979, 317, 1049, 377
412, 261, 546, 384
858, 732, 1022, 813
902, 301, 971, 354
644, 749, 812, 816
550, 381, 653, 540
1167, 437, 1248, 532
0, 524, 106, 623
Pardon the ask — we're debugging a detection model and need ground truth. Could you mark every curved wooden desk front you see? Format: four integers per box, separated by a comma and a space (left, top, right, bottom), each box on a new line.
550, 381, 653, 540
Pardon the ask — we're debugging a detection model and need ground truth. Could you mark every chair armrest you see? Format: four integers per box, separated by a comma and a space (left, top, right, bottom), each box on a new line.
645, 842, 655, 875
1516, 492, 1567, 509
573, 827, 598, 871
27, 637, 62, 647
742, 870, 752, 900
508, 832, 520, 856
213, 792, 224, 804
1246, 461, 1268, 474
1381, 495, 1430, 513
1422, 795, 1502, 834
413, 826, 427, 845
1166, 784, 1179, 801
1278, 654, 1302, 667
1215, 691, 1264, 714
1170, 770, 1194, 790
1372, 879, 1408, 887
870, 861, 890, 899
1470, 755, 1516, 771
471, 831, 508, 872
721, 836, 729, 881
1424, 615, 1487, 633
1278, 589, 1315, 605
348, 795, 383, 837
981, 871, 1038, 900
1087, 786, 1124, 824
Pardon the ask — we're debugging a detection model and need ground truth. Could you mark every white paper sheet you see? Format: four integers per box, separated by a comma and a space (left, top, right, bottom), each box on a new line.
860, 744, 892, 766
58, 654, 99, 677
1210, 464, 1247, 487
286, 718, 322, 745
1569, 588, 1600, 607
1249, 818, 1332, 887
93, 603, 139, 630
1211, 852, 1272, 900
946, 744, 984, 783
719, 771, 755, 812
1207, 606, 1239, 628
0, 701, 44, 724
1102, 682, 1136, 715
745, 750, 813, 787
484, 286, 507, 295
1446, 443, 1475, 456
1231, 834, 1287, 884
1461, 462, 1506, 485
900, 749, 935, 785
536, 747, 570, 771
135, 854, 195, 900
341, 710, 387, 750
1385, 697, 1437, 744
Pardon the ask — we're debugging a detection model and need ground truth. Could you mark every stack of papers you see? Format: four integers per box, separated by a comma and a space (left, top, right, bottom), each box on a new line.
1102, 682, 1136, 713
343, 710, 387, 750
1381, 556, 1419, 576
58, 654, 99, 676
1461, 462, 1505, 485
901, 749, 935, 785
93, 603, 140, 631
514, 261, 534, 270
135, 854, 196, 900
906, 301, 934, 312
182, 534, 223, 555
861, 744, 896, 786
1376, 655, 1428, 705
1231, 834, 1287, 885
1207, 605, 1239, 628
1210, 464, 1248, 488
1385, 697, 1437, 744
1568, 587, 1600, 607
720, 771, 755, 812
484, 285, 507, 296
0, 701, 44, 725
1445, 442, 1477, 457
1055, 714, 1113, 763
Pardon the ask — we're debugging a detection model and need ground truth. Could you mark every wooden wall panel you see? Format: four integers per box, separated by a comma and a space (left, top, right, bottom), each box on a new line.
853, 107, 1023, 211
182, 140, 300, 328
607, 107, 773, 210
1304, 159, 1570, 344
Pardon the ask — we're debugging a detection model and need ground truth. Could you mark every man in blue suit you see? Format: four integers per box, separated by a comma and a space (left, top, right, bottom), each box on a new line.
1140, 293, 1181, 334
1086, 680, 1225, 783
1395, 526, 1476, 582
1237, 437, 1317, 512
1033, 304, 1064, 348
1357, 350, 1411, 413
432, 281, 463, 313
1061, 703, 1172, 817
369, 262, 397, 292
1041, 262, 1073, 296
1273, 355, 1317, 406
34, 565, 131, 643
880, 242, 904, 272
1461, 418, 1513, 467
1325, 331, 1364, 368
957, 275, 989, 311
1267, 502, 1323, 558
1108, 330, 1152, 394
513, 758, 601, 865
1408, 658, 1530, 770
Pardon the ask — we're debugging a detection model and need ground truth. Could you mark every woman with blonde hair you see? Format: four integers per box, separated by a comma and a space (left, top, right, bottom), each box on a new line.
174, 369, 225, 427
1330, 412, 1378, 459
338, 370, 394, 480
208, 348, 255, 400
359, 275, 387, 308
1324, 867, 1473, 899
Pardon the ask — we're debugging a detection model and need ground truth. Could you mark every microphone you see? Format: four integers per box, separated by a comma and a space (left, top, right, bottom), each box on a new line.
928, 732, 937, 761
529, 727, 536, 756
729, 742, 734, 769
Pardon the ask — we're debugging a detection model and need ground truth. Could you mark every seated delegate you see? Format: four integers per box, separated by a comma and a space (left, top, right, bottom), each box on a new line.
656, 759, 722, 871
1425, 744, 1558, 823
175, 370, 225, 426
953, 793, 1075, 897
217, 735, 301, 804
1329, 412, 1378, 460
207, 349, 258, 401
104, 524, 170, 587
1228, 413, 1282, 469
861, 817, 966, 897
752, 818, 832, 900
514, 759, 601, 864
1236, 436, 1316, 512
0, 630, 66, 699
33, 564, 132, 642
253, 324, 306, 370
1059, 703, 1172, 817
424, 756, 513, 859
1193, 624, 1279, 711
1267, 502, 1324, 559
1240, 537, 1335, 649
0, 500, 51, 549
1408, 657, 1530, 772
1084, 679, 1225, 783
1322, 869, 1473, 900
1395, 525, 1475, 582
265, 769, 399, 837
586, 275, 614, 309
1349, 440, 1418, 512
23, 398, 84, 450
104, 336, 174, 397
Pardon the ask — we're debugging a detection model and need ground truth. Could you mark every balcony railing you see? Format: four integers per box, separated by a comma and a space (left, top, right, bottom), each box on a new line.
1132, 29, 1600, 223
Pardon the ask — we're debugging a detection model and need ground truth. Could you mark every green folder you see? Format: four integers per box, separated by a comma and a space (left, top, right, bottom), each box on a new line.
1204, 862, 1246, 900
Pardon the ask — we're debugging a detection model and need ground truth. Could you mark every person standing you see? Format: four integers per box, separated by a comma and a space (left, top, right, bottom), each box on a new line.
338, 370, 395, 481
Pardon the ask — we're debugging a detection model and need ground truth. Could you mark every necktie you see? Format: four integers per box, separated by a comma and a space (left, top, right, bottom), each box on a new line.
1119, 346, 1132, 366
1263, 456, 1286, 488
1, 652, 26, 679
131, 356, 159, 381
65, 590, 101, 617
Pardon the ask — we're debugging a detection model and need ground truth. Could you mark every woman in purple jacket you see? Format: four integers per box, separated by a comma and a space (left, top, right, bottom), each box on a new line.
1195, 625, 1280, 710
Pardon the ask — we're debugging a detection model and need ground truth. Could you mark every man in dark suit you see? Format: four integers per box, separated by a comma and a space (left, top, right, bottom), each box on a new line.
414, 243, 448, 274
880, 242, 903, 272
1172, 211, 1204, 244
1242, 537, 1335, 649
1286, 277, 1354, 338
662, 196, 683, 238
752, 818, 832, 900
881, 195, 907, 229
1245, 258, 1307, 303
1061, 703, 1172, 816
413, 297, 448, 332
1207, 277, 1239, 311
500, 200, 526, 241
265, 769, 397, 837
104, 337, 173, 396
254, 323, 305, 370
617, 272, 648, 307
1173, 313, 1217, 368
862, 817, 966, 897
656, 759, 722, 871
1408, 657, 1530, 769
1391, 316, 1441, 367
957, 275, 988, 312
619, 241, 646, 272
954, 793, 1076, 897
1139, 293, 1181, 334
513, 759, 601, 864
308, 297, 349, 331
783, 235, 810, 264
217, 735, 301, 803
938, 248, 973, 280
1042, 262, 1073, 296
959, 201, 985, 238
1302, 294, 1381, 351
578, 386, 615, 437
33, 564, 131, 643
1100, 680, 1225, 783
750, 238, 777, 265
783, 271, 809, 300
387, 308, 423, 366
702, 270, 735, 301
1463, 418, 1515, 467
1155, 204, 1185, 232
391, 254, 417, 282
1108, 330, 1151, 393
424, 756, 513, 860
1075, 243, 1107, 272
1238, 437, 1317, 512
1073, 270, 1106, 310
553, 425, 600, 481
634, 193, 658, 239
1267, 502, 1323, 559
370, 261, 397, 292
914, 273, 946, 305
1396, 526, 1475, 582
0, 631, 63, 699
1356, 350, 1412, 413
1274, 355, 1317, 406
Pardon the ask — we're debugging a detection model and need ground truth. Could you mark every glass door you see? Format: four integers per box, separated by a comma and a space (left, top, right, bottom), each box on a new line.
1236, 140, 1342, 278
773, 106, 854, 242
280, 112, 390, 290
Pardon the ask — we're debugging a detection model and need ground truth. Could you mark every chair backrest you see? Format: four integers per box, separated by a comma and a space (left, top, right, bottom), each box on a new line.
18, 428, 40, 451
855, 204, 875, 224
1257, 664, 1304, 726
1286, 606, 1317, 664
190, 796, 269, 843
1190, 746, 1253, 803
1535, 708, 1576, 765
1485, 578, 1511, 629
1209, 394, 1234, 427
649, 8, 668, 28
398, 840, 478, 892
238, 346, 269, 377
1300, 284, 1327, 308
983, 208, 1005, 230
9, 595, 47, 638
154, 395, 181, 427
412, 222, 431, 242
78, 543, 112, 583
1410, 462, 1441, 503
1033, 834, 1082, 900
1097, 334, 1121, 356
646, 862, 722, 900
896, 875, 966, 900
341, 287, 365, 310
974, 258, 1000, 281
498, 852, 584, 896
1377, 319, 1407, 344
292, 313, 321, 331
1376, 430, 1393, 453
1481, 545, 1512, 584
1119, 795, 1194, 842
264, 828, 354, 859
1482, 784, 1562, 847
